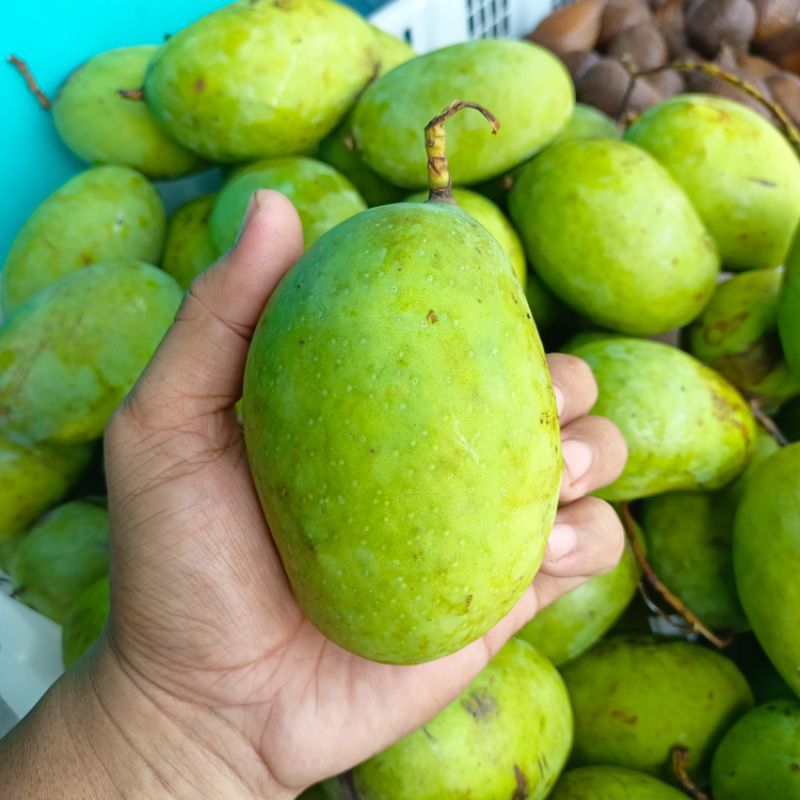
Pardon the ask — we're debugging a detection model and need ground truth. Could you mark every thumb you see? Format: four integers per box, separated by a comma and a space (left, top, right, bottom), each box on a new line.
126, 189, 304, 429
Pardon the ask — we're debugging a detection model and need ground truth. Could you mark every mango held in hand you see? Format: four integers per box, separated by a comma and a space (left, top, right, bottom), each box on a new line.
52, 46, 205, 179
567, 336, 755, 500
509, 140, 719, 335
689, 267, 800, 403
562, 636, 754, 779
210, 158, 366, 255
143, 0, 380, 162
62, 576, 110, 667
352, 39, 573, 188
734, 443, 800, 697
1, 166, 166, 315
626, 94, 800, 271
711, 701, 800, 800
0, 261, 183, 444
243, 103, 562, 663
327, 639, 573, 799
550, 766, 688, 799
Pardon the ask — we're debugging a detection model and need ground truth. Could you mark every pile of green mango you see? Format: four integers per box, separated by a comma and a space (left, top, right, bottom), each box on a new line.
4, 0, 800, 796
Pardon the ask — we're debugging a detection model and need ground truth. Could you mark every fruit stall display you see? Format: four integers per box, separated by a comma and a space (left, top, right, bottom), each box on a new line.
2, 0, 800, 797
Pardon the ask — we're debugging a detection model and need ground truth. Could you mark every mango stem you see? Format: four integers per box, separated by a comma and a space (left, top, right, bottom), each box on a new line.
7, 54, 51, 110
425, 101, 500, 204
671, 747, 713, 800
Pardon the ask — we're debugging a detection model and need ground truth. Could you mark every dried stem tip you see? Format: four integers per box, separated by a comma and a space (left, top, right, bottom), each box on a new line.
7, 54, 51, 110
118, 87, 145, 101
425, 100, 500, 204
672, 746, 713, 800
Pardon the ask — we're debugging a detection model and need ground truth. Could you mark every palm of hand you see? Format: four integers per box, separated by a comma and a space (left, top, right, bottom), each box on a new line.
100, 191, 626, 796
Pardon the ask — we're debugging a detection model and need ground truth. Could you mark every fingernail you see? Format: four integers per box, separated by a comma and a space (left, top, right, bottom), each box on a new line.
562, 439, 594, 483
235, 190, 263, 244
553, 386, 565, 418
547, 524, 577, 562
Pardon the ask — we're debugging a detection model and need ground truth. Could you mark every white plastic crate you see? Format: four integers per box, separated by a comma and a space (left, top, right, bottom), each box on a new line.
370, 0, 559, 53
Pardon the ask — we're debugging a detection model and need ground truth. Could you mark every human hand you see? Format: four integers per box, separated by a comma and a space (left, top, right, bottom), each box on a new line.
72, 190, 627, 798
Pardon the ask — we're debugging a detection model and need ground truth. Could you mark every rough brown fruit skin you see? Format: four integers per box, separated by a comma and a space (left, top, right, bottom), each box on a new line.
686, 0, 757, 56
607, 21, 669, 70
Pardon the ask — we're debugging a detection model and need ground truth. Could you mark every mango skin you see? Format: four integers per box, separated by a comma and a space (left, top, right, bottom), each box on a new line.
0, 261, 183, 445
52, 46, 205, 179
778, 223, 800, 380
328, 639, 572, 800
640, 428, 778, 632
316, 27, 413, 208
61, 575, 109, 667
1, 166, 166, 315
162, 194, 218, 288
516, 543, 639, 666
689, 267, 800, 403
210, 157, 366, 254
243, 203, 562, 664
567, 337, 755, 500
144, 0, 380, 162
509, 140, 720, 335
550, 766, 688, 799
712, 701, 800, 799
0, 436, 92, 544
626, 94, 800, 271
562, 636, 754, 780
405, 188, 526, 286
734, 443, 800, 697
551, 103, 622, 145
10, 500, 108, 624
352, 39, 573, 189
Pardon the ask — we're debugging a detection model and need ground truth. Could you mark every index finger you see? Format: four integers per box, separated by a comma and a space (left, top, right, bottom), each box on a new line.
547, 353, 598, 425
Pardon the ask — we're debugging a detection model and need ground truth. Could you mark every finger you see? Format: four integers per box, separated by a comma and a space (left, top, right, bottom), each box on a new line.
540, 496, 625, 579
559, 415, 628, 504
127, 190, 304, 426
547, 353, 598, 425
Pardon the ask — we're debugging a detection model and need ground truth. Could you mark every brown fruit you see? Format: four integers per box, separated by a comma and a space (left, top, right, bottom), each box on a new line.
757, 24, 800, 72
607, 21, 669, 69
738, 51, 782, 79
652, 0, 687, 56
559, 49, 603, 80
751, 0, 800, 44
576, 56, 662, 115
599, 0, 653, 46
766, 70, 800, 123
686, 0, 757, 56
528, 0, 606, 55
646, 68, 685, 96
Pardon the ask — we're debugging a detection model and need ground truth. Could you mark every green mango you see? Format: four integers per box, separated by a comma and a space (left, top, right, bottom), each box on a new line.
566, 336, 755, 500
405, 188, 526, 286
210, 157, 367, 254
516, 543, 639, 666
562, 635, 754, 779
143, 0, 380, 162
0, 261, 183, 444
509, 140, 719, 336
162, 194, 218, 288
779, 222, 800, 379
640, 427, 778, 631
52, 46, 205, 179
316, 27, 413, 207
0, 436, 92, 546
10, 500, 109, 623
524, 269, 569, 337
243, 201, 561, 663
326, 638, 572, 799
734, 443, 800, 697
61, 575, 110, 667
712, 701, 800, 799
1, 166, 166, 315
352, 39, 573, 189
626, 94, 800, 271
689, 267, 800, 403
549, 766, 688, 799
551, 103, 622, 144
